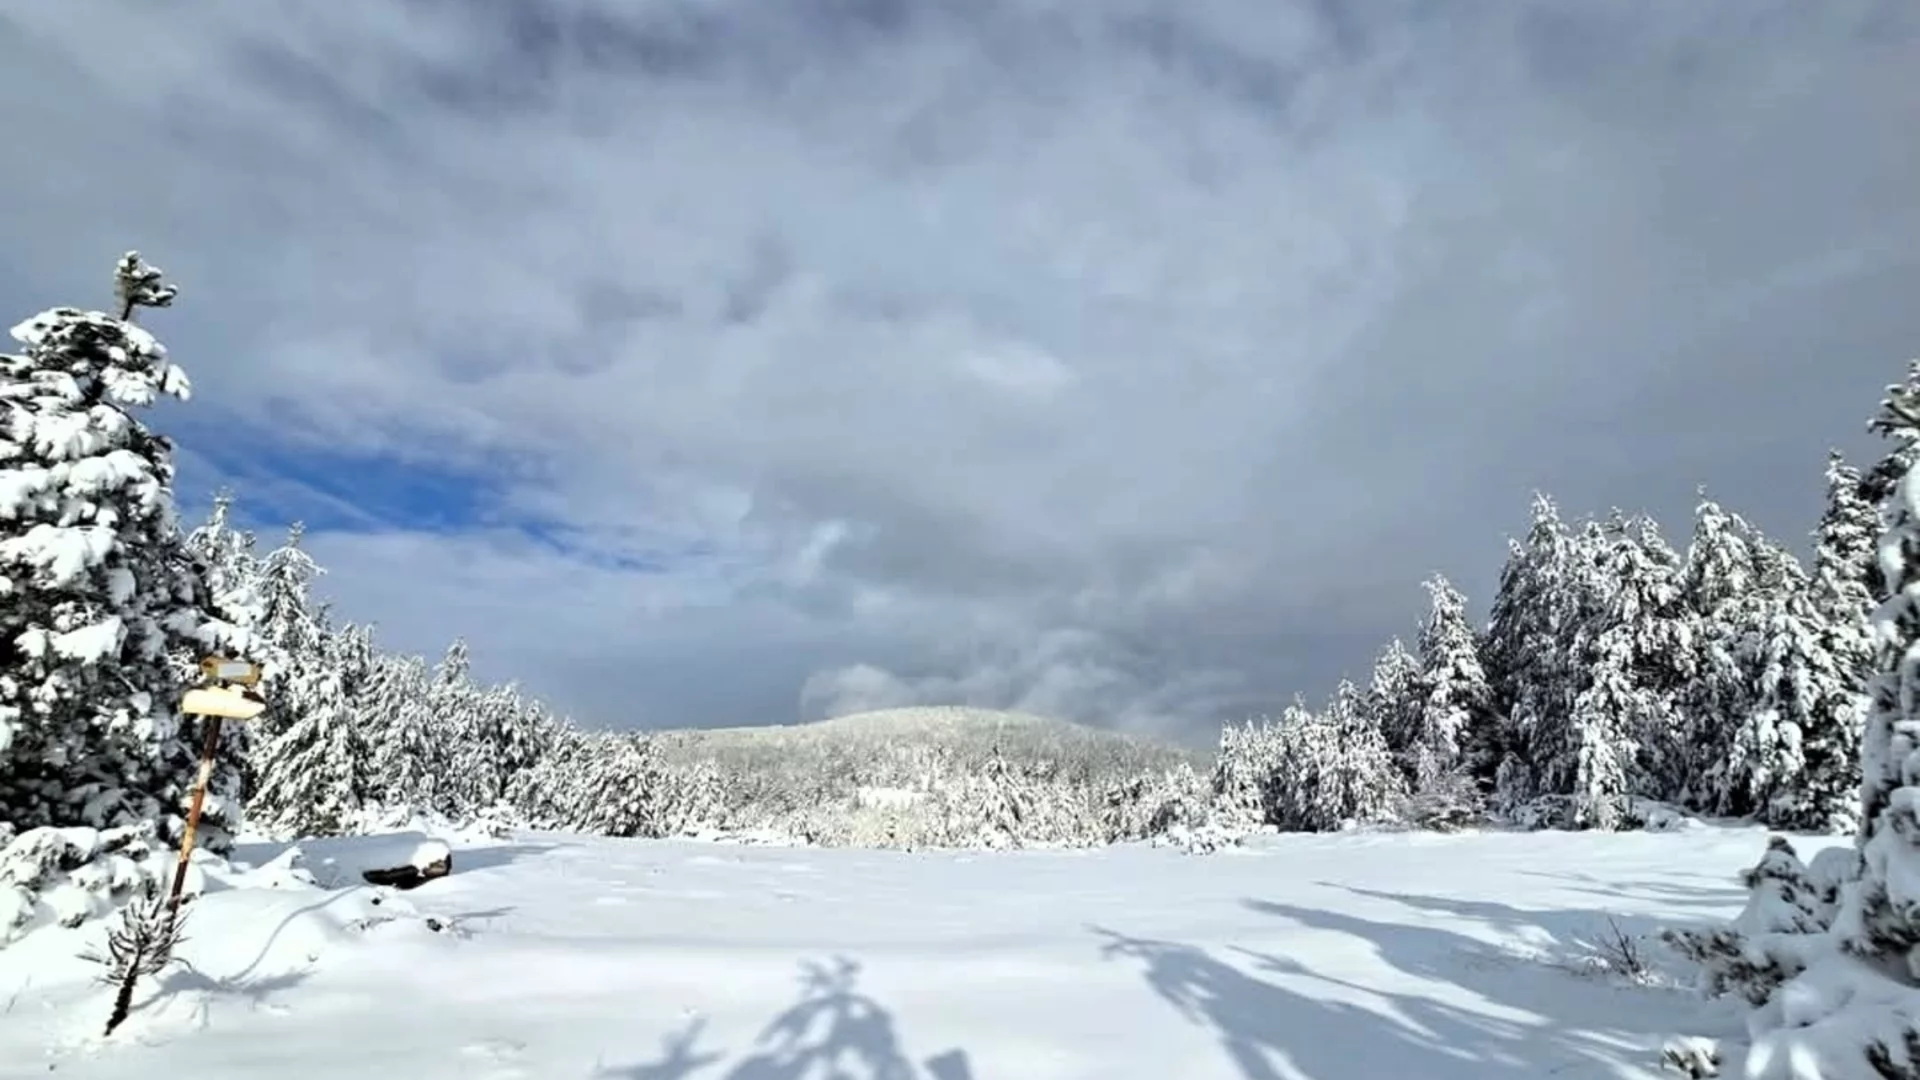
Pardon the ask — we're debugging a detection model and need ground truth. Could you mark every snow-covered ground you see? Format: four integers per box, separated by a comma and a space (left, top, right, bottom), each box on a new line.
0, 823, 1836, 1079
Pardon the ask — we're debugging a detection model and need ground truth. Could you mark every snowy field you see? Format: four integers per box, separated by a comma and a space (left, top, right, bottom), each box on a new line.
0, 824, 1833, 1079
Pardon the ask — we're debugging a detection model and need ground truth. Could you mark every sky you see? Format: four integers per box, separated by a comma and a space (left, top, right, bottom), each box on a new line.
2, 1, 1918, 745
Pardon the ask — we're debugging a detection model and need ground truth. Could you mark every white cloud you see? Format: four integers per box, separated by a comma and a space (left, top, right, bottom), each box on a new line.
2, 1, 1918, 738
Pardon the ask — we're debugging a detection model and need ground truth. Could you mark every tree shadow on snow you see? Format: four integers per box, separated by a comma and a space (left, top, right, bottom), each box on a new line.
125, 957, 312, 1022
591, 956, 976, 1080
1511, 869, 1747, 911
1306, 882, 1730, 957
1094, 882, 1737, 1080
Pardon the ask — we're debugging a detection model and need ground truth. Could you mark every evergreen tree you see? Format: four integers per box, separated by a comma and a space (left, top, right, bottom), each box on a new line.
245, 524, 330, 799
1829, 361, 1920, 1059
1808, 452, 1878, 742
363, 653, 439, 813
185, 492, 264, 635
573, 732, 671, 838
0, 253, 239, 841
1527, 513, 1685, 829
1682, 496, 1765, 808
1483, 494, 1585, 804
1732, 543, 1857, 831
1410, 575, 1493, 789
255, 524, 325, 681
426, 639, 480, 818
248, 624, 375, 837
180, 493, 267, 833
1321, 680, 1405, 827
1361, 639, 1424, 783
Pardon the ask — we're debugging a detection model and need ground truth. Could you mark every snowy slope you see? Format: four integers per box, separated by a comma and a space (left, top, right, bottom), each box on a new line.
0, 824, 1834, 1079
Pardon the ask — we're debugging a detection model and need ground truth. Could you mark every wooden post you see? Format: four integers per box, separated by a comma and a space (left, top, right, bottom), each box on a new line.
164, 715, 225, 933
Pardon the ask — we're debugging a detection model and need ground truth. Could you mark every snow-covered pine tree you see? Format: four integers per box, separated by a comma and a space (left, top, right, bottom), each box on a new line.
573, 731, 672, 838
504, 713, 593, 830
1682, 496, 1765, 810
1617, 513, 1694, 797
1855, 430, 1920, 604
1715, 361, 1920, 1078
1483, 494, 1585, 806
1808, 453, 1879, 779
0, 252, 240, 841
1361, 639, 1424, 784
248, 623, 375, 837
1839, 361, 1920, 970
185, 492, 265, 637
425, 639, 480, 820
464, 681, 547, 812
1729, 541, 1858, 832
1529, 513, 1686, 829
1322, 679, 1405, 828
244, 523, 333, 804
1411, 574, 1495, 821
1211, 719, 1277, 829
1813, 452, 1879, 628
363, 652, 440, 815
254, 524, 325, 679
178, 492, 269, 837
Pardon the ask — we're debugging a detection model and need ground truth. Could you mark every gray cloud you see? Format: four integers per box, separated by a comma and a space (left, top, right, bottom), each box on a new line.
2, 0, 1917, 742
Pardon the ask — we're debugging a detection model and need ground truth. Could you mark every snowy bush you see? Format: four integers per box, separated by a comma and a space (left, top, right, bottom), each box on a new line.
1398, 768, 1489, 831
0, 823, 194, 948
1665, 837, 1836, 1006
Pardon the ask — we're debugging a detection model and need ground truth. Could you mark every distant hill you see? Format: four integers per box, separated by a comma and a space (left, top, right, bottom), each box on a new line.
654, 706, 1209, 789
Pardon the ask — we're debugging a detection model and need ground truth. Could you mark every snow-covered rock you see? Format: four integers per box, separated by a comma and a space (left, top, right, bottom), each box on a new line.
298, 832, 454, 890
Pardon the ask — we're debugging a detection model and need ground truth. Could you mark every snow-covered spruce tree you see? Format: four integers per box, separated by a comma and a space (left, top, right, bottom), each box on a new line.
1616, 514, 1695, 797
423, 639, 480, 820
1684, 365, 1920, 1080
1408, 574, 1495, 825
185, 492, 266, 637
1321, 680, 1406, 828
1502, 514, 1619, 826
1716, 541, 1859, 832
504, 714, 595, 830
1360, 639, 1424, 784
244, 523, 328, 800
460, 681, 550, 814
1211, 719, 1279, 828
1840, 362, 1920, 964
1856, 430, 1920, 604
248, 623, 376, 837
1813, 451, 1880, 637
1681, 495, 1763, 810
1797, 451, 1878, 831
1483, 494, 1586, 806
362, 652, 439, 814
0, 252, 241, 842
572, 731, 678, 838
177, 493, 270, 834
1223, 691, 1402, 834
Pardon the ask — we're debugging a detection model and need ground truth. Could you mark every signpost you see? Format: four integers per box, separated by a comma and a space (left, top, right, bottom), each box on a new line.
164, 656, 266, 931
